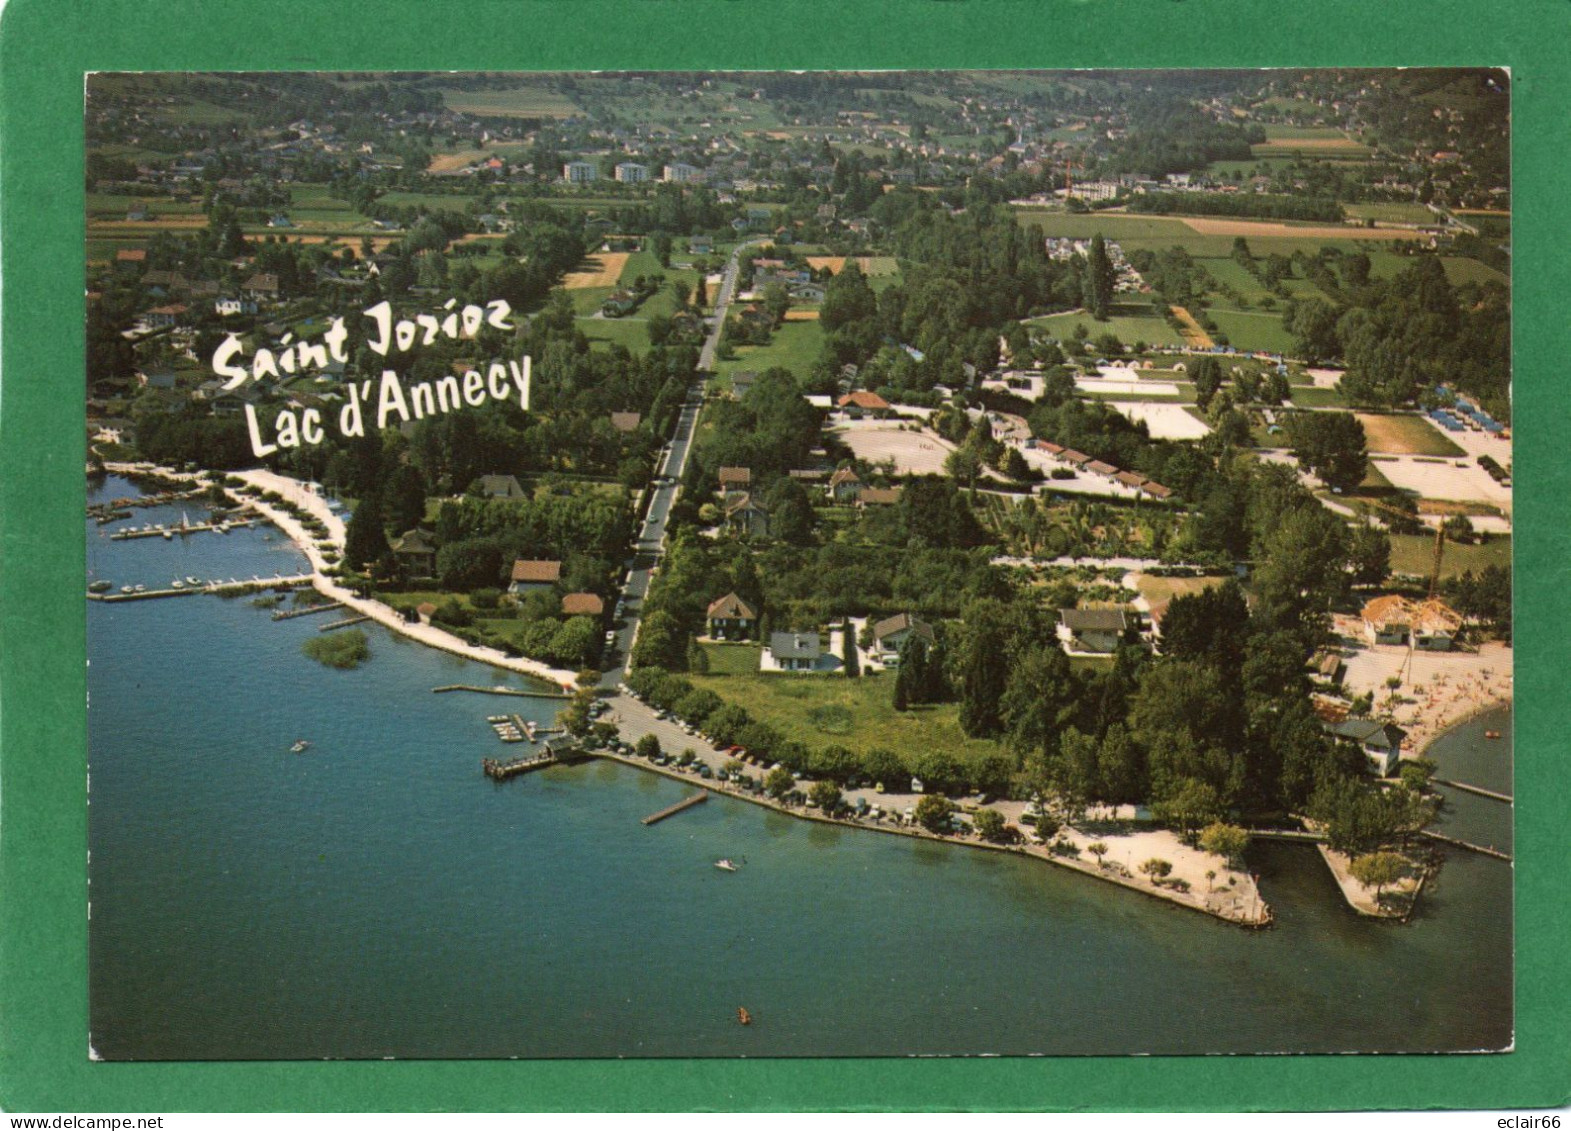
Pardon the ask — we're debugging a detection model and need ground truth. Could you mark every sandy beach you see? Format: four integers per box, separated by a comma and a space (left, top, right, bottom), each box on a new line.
1335, 631, 1513, 755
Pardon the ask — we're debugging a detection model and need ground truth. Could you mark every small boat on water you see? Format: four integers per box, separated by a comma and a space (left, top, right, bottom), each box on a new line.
736, 1007, 752, 1026
161, 530, 173, 540
185, 576, 201, 586
171, 580, 184, 589
1485, 730, 1501, 739
89, 580, 113, 593
290, 740, 311, 754
715, 858, 740, 872
119, 585, 134, 594
133, 584, 146, 593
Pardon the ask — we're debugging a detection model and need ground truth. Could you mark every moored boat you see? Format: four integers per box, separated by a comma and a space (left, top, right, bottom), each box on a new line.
715, 858, 739, 872
89, 580, 113, 593
290, 740, 311, 754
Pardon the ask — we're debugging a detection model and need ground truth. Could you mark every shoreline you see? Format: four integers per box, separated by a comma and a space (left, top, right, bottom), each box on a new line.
1415, 694, 1512, 757
584, 748, 1273, 929
100, 462, 581, 690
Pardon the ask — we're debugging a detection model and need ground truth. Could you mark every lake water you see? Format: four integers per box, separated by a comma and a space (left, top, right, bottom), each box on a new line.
86, 476, 1512, 1059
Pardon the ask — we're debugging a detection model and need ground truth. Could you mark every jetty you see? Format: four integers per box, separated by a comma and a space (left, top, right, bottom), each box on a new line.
272, 600, 344, 621
432, 684, 573, 700
88, 575, 313, 602
109, 516, 261, 541
318, 614, 370, 632
642, 790, 709, 826
1433, 778, 1513, 804
1420, 829, 1512, 861
482, 750, 559, 780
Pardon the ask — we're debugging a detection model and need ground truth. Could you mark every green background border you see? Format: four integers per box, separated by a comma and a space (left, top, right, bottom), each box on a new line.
2, 0, 1568, 1112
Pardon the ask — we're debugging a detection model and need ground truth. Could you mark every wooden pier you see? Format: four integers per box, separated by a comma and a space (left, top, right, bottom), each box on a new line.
108, 517, 261, 541
273, 600, 344, 621
482, 750, 559, 780
318, 614, 370, 632
433, 684, 572, 700
642, 790, 709, 826
1433, 778, 1513, 804
1420, 829, 1512, 861
88, 575, 313, 602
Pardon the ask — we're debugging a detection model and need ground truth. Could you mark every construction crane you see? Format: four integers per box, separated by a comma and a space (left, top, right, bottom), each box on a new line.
1428, 522, 1446, 599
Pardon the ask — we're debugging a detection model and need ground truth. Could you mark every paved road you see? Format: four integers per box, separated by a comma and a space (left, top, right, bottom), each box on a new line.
598, 238, 767, 693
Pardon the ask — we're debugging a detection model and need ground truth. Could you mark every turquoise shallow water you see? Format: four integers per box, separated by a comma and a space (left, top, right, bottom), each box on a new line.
86, 478, 1512, 1059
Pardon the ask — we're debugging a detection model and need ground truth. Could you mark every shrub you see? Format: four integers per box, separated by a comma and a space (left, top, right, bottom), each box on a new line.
302, 629, 370, 669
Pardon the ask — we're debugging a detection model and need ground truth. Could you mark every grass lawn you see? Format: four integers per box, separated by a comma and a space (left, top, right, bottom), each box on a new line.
715, 319, 826, 379
578, 317, 650, 352
1355, 413, 1466, 458
1131, 573, 1228, 605
1344, 202, 1437, 225
1389, 533, 1510, 580
1286, 385, 1350, 408
1440, 257, 1509, 288
568, 286, 615, 315
438, 86, 582, 118
1205, 309, 1296, 355
700, 642, 762, 675
1028, 306, 1187, 349
687, 670, 1005, 768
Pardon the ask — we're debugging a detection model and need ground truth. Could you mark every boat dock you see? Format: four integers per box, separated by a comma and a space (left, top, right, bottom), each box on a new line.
88, 575, 313, 602
1433, 778, 1513, 804
273, 600, 344, 621
642, 790, 709, 826
482, 745, 567, 780
318, 615, 370, 632
433, 684, 572, 700
109, 517, 261, 541
1420, 829, 1512, 861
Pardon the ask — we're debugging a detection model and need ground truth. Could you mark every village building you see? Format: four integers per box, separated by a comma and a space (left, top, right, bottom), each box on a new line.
717, 466, 752, 492
827, 466, 864, 502
871, 613, 934, 663
476, 474, 528, 500
706, 592, 758, 641
509, 559, 562, 595
560, 593, 605, 617
391, 529, 439, 580
723, 492, 770, 539
1361, 595, 1462, 651
1324, 717, 1408, 777
837, 390, 891, 417
1057, 608, 1131, 654
765, 630, 822, 672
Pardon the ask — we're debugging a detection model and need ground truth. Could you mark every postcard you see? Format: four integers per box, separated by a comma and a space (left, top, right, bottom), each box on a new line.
80, 68, 1514, 1062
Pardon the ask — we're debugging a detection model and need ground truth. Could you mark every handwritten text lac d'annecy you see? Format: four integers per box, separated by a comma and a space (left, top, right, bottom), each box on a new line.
210, 298, 531, 457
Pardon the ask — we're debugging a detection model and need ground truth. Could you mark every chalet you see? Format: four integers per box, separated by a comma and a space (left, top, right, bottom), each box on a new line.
723, 492, 770, 539
790, 283, 827, 302
1085, 459, 1119, 479
871, 613, 934, 663
609, 412, 642, 433
1142, 482, 1174, 501
242, 273, 280, 300
477, 474, 527, 500
145, 303, 189, 328
1325, 717, 1407, 777
141, 270, 190, 293
828, 467, 864, 503
1361, 595, 1461, 651
1114, 471, 1149, 491
689, 236, 714, 255
766, 630, 822, 672
1059, 449, 1091, 469
706, 592, 758, 641
1037, 440, 1066, 459
730, 371, 758, 398
391, 529, 439, 580
214, 296, 257, 317
1361, 595, 1412, 646
717, 466, 752, 492
560, 593, 605, 618
856, 486, 902, 508
1056, 608, 1130, 654
509, 559, 562, 595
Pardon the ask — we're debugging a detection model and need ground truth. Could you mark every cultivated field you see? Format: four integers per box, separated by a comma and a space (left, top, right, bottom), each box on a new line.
1168, 305, 1214, 348
561, 253, 631, 289
1111, 402, 1213, 440
804, 255, 900, 276
1355, 413, 1466, 457
438, 86, 581, 118
1179, 217, 1425, 241
1344, 202, 1438, 225
831, 420, 955, 476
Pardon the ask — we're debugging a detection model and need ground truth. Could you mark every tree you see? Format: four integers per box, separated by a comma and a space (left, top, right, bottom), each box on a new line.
956, 599, 1012, 738
762, 281, 791, 326
841, 622, 860, 678
864, 747, 908, 792
973, 808, 1010, 843
1191, 356, 1223, 412
636, 733, 662, 759
1086, 234, 1115, 321
764, 765, 795, 800
1286, 411, 1368, 494
344, 491, 390, 568
808, 779, 842, 813
914, 793, 956, 833
1198, 822, 1250, 869
1348, 850, 1407, 903
1140, 858, 1173, 880
1087, 841, 1109, 868
1348, 524, 1392, 588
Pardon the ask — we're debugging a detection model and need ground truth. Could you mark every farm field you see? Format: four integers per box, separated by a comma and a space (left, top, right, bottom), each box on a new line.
686, 670, 1005, 770
1177, 216, 1423, 241
438, 86, 582, 118
1204, 309, 1297, 355
1028, 306, 1187, 349
1168, 305, 1213, 348
715, 319, 825, 379
804, 255, 900, 276
1441, 257, 1509, 287
562, 252, 631, 289
1355, 413, 1467, 457
1389, 532, 1511, 580
1344, 202, 1437, 225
